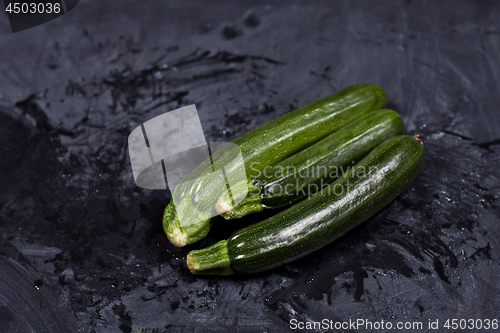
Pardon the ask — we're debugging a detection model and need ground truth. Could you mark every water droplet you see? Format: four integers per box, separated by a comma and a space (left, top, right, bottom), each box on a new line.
34, 279, 43, 289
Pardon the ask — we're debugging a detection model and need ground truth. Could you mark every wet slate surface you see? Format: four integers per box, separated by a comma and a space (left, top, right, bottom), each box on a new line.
0, 0, 500, 332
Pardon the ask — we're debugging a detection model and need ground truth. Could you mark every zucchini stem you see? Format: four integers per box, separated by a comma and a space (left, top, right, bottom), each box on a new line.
163, 200, 212, 247
215, 180, 263, 220
187, 240, 234, 275
413, 134, 423, 145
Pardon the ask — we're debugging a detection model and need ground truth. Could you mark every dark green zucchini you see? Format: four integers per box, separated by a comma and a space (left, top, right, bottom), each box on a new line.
187, 135, 425, 274
164, 84, 387, 247
215, 109, 404, 220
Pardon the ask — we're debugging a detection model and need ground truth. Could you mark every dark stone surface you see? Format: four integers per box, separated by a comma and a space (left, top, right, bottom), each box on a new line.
0, 0, 499, 332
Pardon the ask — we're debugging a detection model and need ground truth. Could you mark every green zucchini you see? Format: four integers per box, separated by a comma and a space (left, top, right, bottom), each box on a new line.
215, 109, 405, 220
164, 84, 387, 247
187, 135, 425, 274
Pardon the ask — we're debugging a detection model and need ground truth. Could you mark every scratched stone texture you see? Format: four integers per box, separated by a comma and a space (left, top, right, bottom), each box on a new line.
0, 0, 499, 332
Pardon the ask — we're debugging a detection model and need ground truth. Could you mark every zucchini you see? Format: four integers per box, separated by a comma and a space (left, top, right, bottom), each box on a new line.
164, 84, 387, 247
215, 109, 405, 220
187, 135, 425, 274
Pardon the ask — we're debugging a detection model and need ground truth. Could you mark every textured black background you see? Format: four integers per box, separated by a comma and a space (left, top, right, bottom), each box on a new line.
1, 0, 500, 332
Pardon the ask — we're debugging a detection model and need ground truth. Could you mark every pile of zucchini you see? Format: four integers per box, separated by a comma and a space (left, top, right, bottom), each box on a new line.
162, 84, 425, 275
